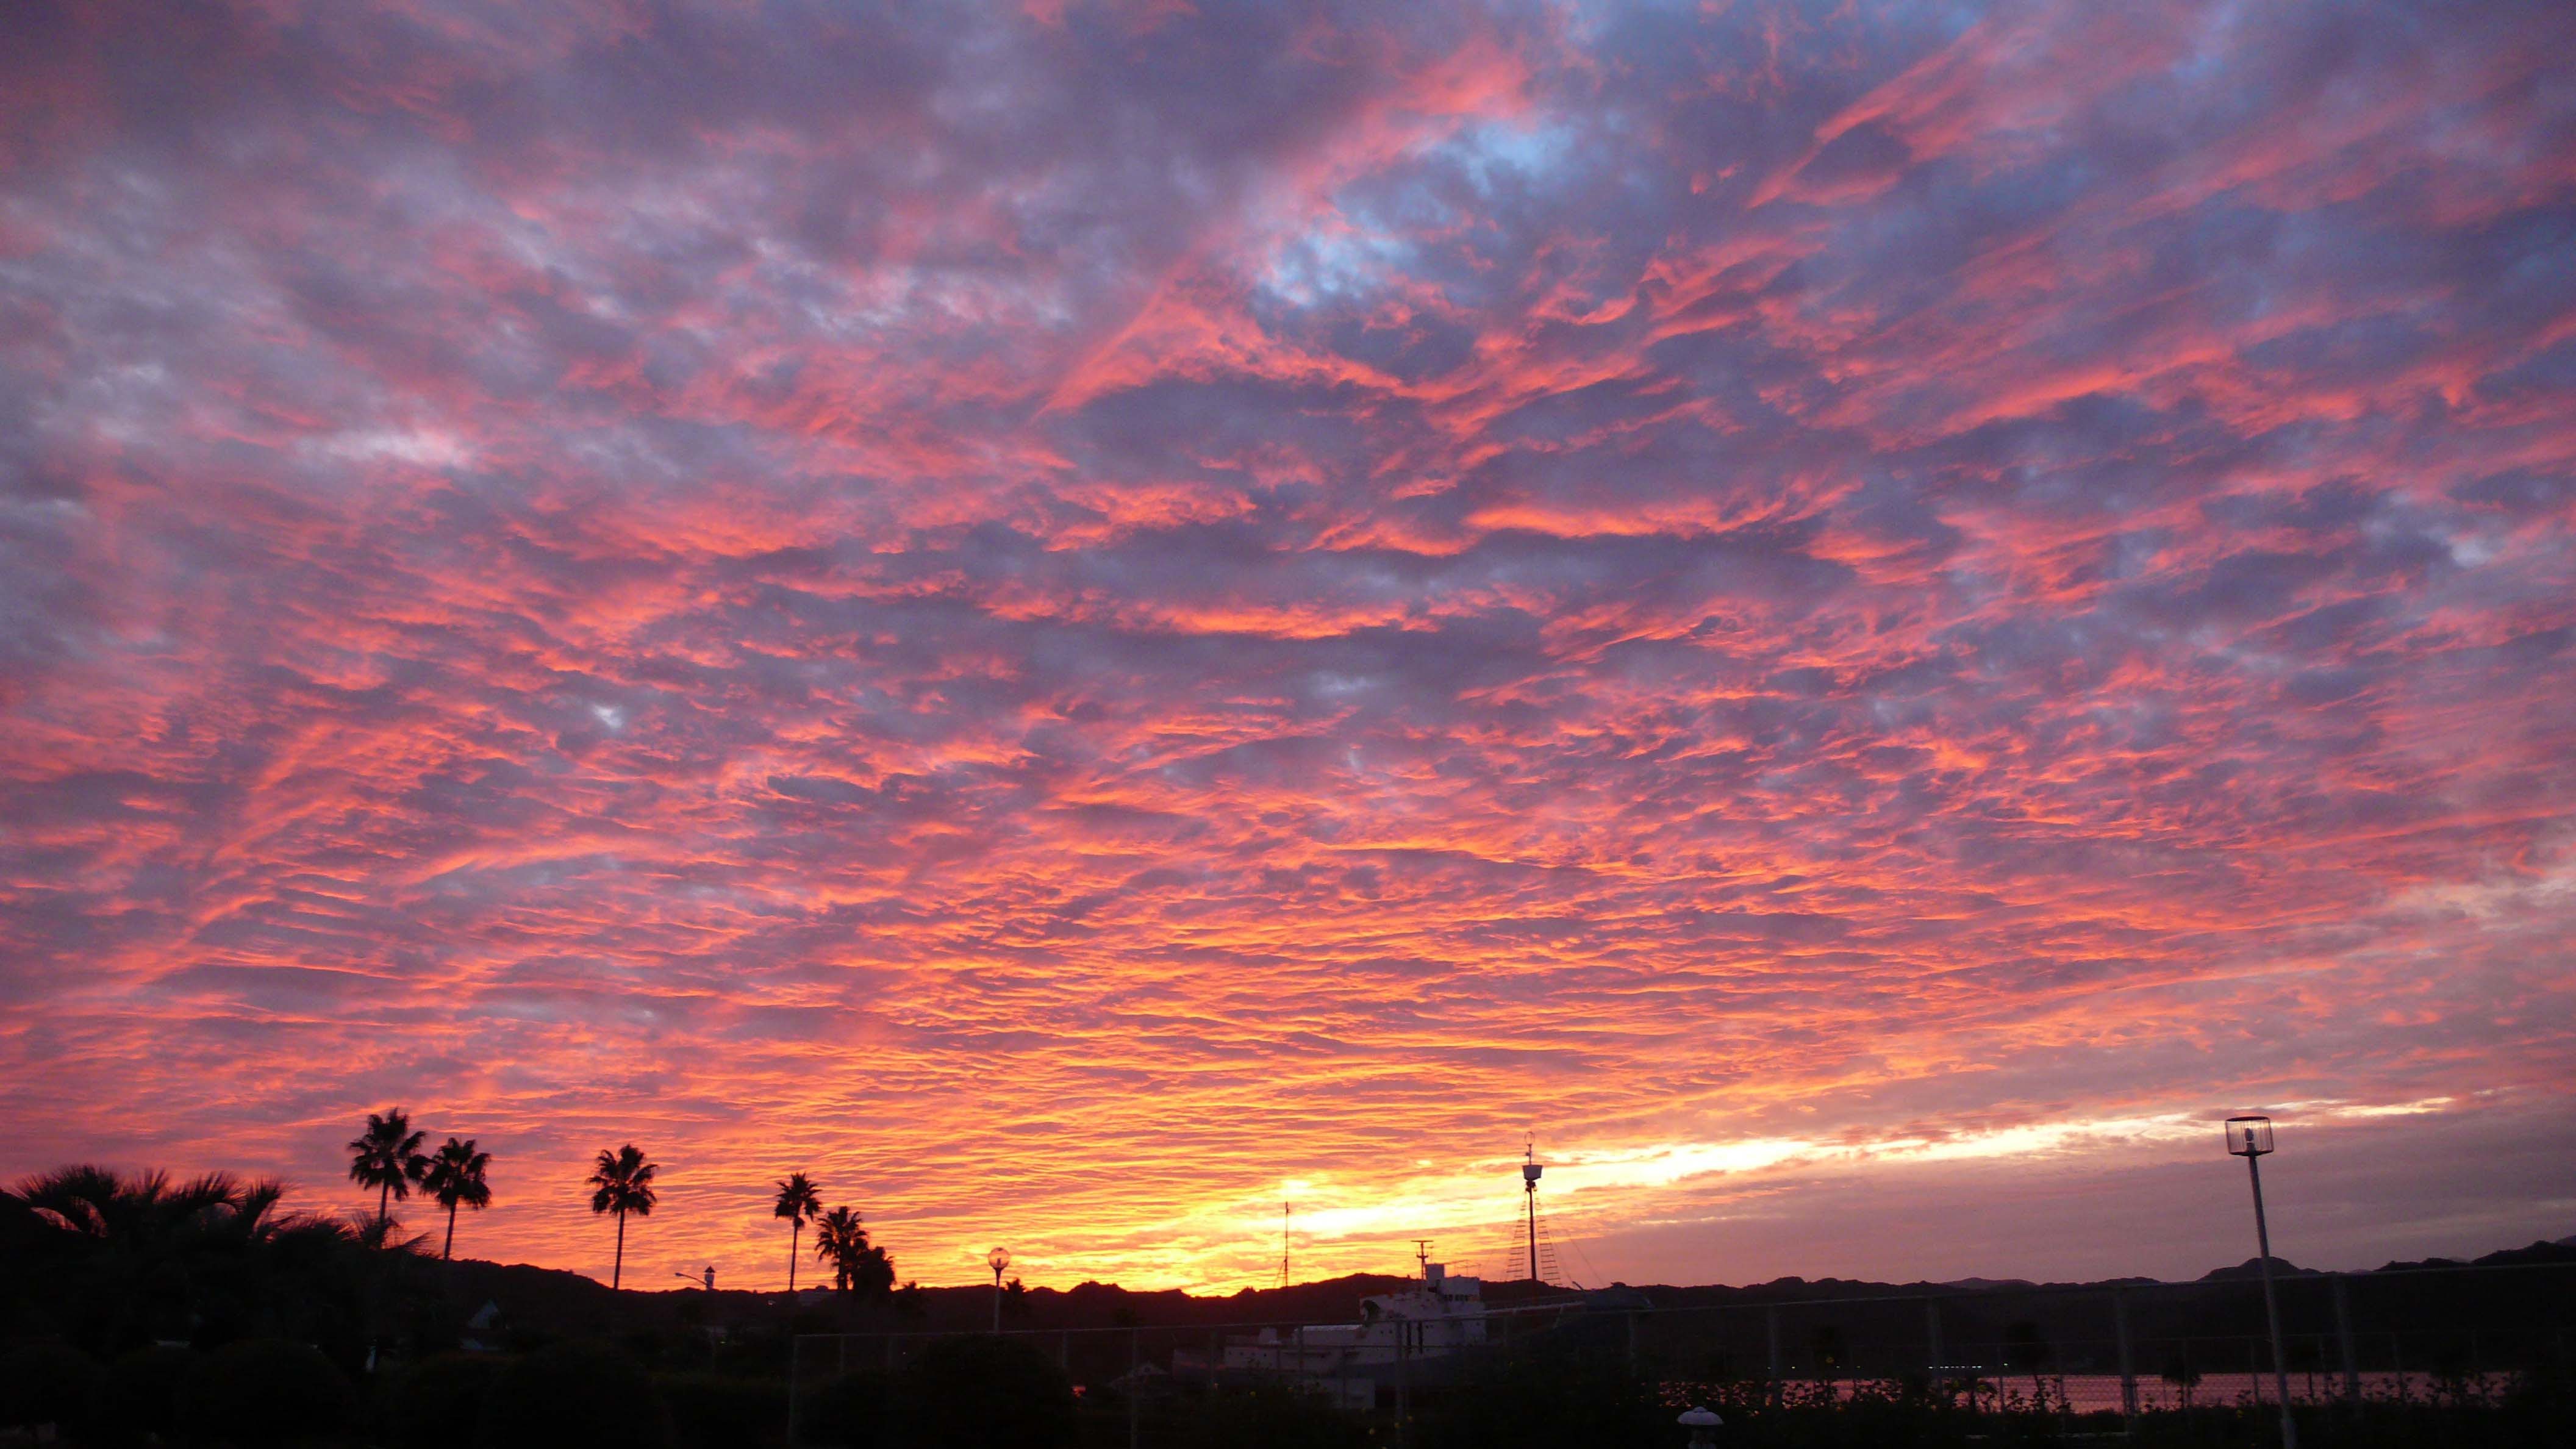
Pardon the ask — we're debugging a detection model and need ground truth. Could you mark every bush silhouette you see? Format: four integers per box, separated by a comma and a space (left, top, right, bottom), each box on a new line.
100, 1343, 194, 1445
660, 1370, 785, 1449
0, 1339, 106, 1436
1415, 1347, 1666, 1449
385, 1351, 506, 1448
1179, 1384, 1373, 1448
485, 1339, 672, 1449
903, 1334, 1075, 1449
181, 1338, 356, 1445
801, 1368, 898, 1448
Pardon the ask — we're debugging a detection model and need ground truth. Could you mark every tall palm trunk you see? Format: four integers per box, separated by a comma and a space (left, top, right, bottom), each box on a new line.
788, 1220, 801, 1295
444, 1202, 459, 1259
612, 1209, 626, 1290
378, 1180, 391, 1227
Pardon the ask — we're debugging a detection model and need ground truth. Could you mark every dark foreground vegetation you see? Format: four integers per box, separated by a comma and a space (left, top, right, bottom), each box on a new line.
4, 1164, 2569, 1445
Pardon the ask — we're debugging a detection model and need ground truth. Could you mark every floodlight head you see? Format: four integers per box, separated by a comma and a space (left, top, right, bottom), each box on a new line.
987, 1246, 1012, 1275
2225, 1115, 2275, 1156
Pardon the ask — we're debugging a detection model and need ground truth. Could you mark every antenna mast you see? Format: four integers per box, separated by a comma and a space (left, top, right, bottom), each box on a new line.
1281, 1200, 1290, 1290
1414, 1238, 1434, 1279
1522, 1135, 1544, 1284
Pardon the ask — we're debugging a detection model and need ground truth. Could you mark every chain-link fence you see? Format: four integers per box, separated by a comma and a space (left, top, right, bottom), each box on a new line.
786, 1261, 2574, 1445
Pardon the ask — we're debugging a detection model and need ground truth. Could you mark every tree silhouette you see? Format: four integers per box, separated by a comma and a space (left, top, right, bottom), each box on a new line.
5, 1164, 423, 1355
813, 1205, 895, 1300
585, 1144, 657, 1290
346, 1108, 428, 1229
773, 1172, 822, 1295
420, 1137, 493, 1261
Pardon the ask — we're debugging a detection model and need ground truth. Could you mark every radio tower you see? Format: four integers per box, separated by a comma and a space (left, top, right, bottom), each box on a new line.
1280, 1200, 1290, 1290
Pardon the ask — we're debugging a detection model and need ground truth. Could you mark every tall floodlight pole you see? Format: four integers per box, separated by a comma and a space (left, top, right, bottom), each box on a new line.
987, 1247, 1012, 1334
2227, 1115, 2298, 1449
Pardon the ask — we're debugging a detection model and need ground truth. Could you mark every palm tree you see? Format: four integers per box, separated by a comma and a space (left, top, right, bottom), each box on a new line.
420, 1137, 493, 1261
7, 1165, 418, 1352
773, 1172, 823, 1295
813, 1206, 895, 1300
813, 1206, 862, 1292
346, 1108, 428, 1229
586, 1144, 657, 1290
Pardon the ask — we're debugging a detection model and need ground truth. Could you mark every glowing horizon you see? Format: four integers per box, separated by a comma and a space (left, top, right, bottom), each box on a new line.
3, 0, 2572, 1295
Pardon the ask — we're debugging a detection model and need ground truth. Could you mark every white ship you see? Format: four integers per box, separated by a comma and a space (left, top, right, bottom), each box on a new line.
1217, 1260, 1490, 1409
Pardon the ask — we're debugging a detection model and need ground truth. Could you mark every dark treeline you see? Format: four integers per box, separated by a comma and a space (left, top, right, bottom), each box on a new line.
4, 1141, 2572, 1446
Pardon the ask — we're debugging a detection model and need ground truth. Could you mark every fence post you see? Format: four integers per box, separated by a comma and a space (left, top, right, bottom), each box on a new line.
2333, 1273, 2359, 1404
786, 1336, 801, 1448
2114, 1285, 2138, 1425
1766, 1304, 1782, 1405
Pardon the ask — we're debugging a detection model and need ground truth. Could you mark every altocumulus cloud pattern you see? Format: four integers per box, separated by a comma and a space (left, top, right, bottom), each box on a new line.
2, 0, 2572, 1290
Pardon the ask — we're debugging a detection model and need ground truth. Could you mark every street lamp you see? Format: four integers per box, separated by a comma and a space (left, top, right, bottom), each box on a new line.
987, 1247, 1012, 1334
2226, 1115, 2297, 1448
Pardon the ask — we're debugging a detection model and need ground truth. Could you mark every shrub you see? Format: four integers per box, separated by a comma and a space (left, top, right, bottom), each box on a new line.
800, 1368, 896, 1449
1178, 1384, 1373, 1449
180, 1337, 357, 1446
0, 1339, 107, 1435
1415, 1348, 1667, 1449
384, 1351, 506, 1449
661, 1370, 785, 1448
99, 1343, 195, 1446
903, 1334, 1075, 1449
484, 1339, 673, 1449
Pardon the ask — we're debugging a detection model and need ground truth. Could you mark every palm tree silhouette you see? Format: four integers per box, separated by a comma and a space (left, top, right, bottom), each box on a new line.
773, 1172, 823, 1295
346, 1108, 428, 1228
586, 1143, 657, 1290
420, 1137, 493, 1261
9, 1165, 425, 1348
813, 1206, 894, 1300
813, 1206, 864, 1292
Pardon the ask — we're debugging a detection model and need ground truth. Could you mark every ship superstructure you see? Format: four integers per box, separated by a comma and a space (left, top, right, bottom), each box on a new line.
1219, 1259, 1490, 1408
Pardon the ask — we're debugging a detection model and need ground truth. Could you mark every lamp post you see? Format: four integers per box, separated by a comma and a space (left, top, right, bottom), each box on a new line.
2226, 1115, 2297, 1448
987, 1247, 1012, 1334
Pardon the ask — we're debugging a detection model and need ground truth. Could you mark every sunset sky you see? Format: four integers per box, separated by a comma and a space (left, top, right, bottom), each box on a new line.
4, 0, 2573, 1295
